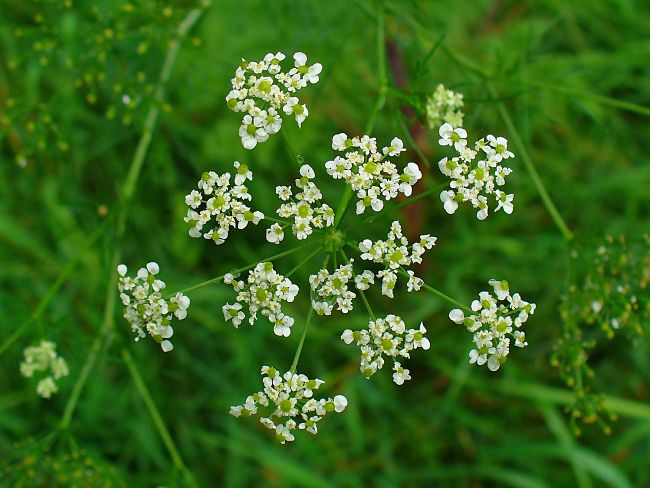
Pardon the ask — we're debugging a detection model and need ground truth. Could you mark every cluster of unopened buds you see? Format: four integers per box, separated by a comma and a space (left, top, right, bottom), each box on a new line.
358, 221, 436, 297
437, 123, 515, 220
448, 280, 535, 371
342, 315, 430, 384
326, 134, 422, 214
20, 341, 69, 399
117, 262, 190, 352
226, 52, 321, 149
426, 83, 465, 129
229, 366, 347, 444
184, 161, 264, 245
268, 164, 334, 243
222, 262, 299, 337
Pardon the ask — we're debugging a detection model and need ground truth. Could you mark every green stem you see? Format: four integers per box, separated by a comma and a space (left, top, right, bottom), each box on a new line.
395, 108, 431, 168
0, 217, 112, 357
521, 79, 650, 118
290, 307, 315, 373
177, 241, 318, 295
59, 8, 205, 431
122, 348, 198, 488
488, 85, 574, 241
280, 129, 301, 167
334, 0, 387, 230
285, 246, 321, 278
399, 268, 471, 313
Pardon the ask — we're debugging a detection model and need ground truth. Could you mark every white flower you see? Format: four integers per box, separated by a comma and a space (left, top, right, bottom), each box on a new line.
223, 262, 298, 335
440, 190, 459, 214
227, 52, 321, 148
229, 366, 346, 443
438, 123, 467, 150
326, 134, 421, 213
266, 223, 285, 244
20, 341, 69, 399
357, 221, 435, 297
449, 281, 535, 372
495, 190, 514, 214
437, 126, 515, 219
117, 263, 190, 352
332, 132, 350, 151
310, 262, 357, 315
184, 162, 264, 245
342, 315, 430, 384
268, 165, 334, 243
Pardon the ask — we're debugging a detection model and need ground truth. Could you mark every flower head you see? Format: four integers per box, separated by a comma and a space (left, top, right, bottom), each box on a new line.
20, 341, 69, 398
448, 280, 535, 371
184, 162, 264, 245
230, 366, 346, 443
437, 126, 515, 219
342, 315, 429, 384
222, 262, 299, 336
227, 52, 321, 148
117, 262, 190, 352
325, 134, 422, 214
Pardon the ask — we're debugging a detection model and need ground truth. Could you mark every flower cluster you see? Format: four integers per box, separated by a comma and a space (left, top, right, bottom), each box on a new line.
437, 123, 515, 219
229, 366, 347, 443
222, 262, 299, 337
426, 83, 464, 128
20, 341, 69, 398
342, 315, 430, 384
226, 52, 322, 149
117, 262, 190, 352
448, 280, 535, 371
358, 221, 436, 297
310, 261, 360, 315
325, 133, 422, 214
184, 162, 264, 245
268, 164, 334, 243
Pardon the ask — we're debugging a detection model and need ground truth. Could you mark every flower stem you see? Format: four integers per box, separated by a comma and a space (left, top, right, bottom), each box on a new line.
177, 241, 319, 295
398, 268, 472, 313
290, 307, 315, 374
122, 348, 198, 488
340, 249, 376, 320
488, 84, 574, 241
0, 216, 112, 357
285, 246, 322, 278
59, 7, 205, 432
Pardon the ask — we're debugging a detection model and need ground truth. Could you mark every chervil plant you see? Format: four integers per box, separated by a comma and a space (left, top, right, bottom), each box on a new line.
111, 49, 536, 444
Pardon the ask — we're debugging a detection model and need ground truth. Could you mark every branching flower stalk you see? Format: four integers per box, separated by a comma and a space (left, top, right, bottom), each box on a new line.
109, 0, 538, 446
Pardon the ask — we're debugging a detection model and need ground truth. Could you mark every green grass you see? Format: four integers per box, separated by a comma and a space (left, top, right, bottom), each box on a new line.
1, 0, 650, 486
